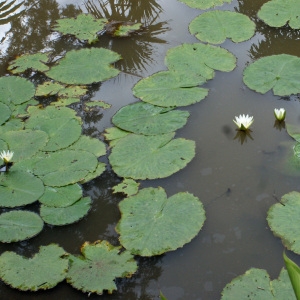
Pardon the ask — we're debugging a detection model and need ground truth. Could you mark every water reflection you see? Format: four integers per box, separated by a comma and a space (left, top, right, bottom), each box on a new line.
233, 130, 254, 145
273, 120, 285, 131
84, 0, 169, 75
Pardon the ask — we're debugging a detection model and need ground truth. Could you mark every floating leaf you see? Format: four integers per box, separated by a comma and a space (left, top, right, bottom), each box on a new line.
35, 81, 66, 96
133, 71, 208, 107
69, 135, 106, 157
221, 268, 295, 299
79, 162, 106, 184
0, 211, 44, 242
112, 102, 189, 135
66, 240, 137, 295
189, 11, 255, 44
1, 129, 49, 162
85, 101, 111, 109
267, 191, 300, 254
116, 187, 206, 256
243, 54, 300, 96
286, 124, 300, 142
106, 21, 142, 37
178, 0, 231, 9
46, 48, 121, 85
113, 178, 140, 196
50, 97, 80, 107
10, 99, 38, 117
33, 149, 98, 186
0, 102, 11, 125
109, 133, 195, 179
0, 76, 35, 105
39, 184, 82, 207
7, 52, 50, 74
104, 127, 130, 147
40, 196, 91, 225
53, 13, 107, 43
0, 244, 68, 290
25, 106, 81, 151
0, 170, 44, 207
258, 0, 300, 29
165, 43, 236, 80
0, 119, 24, 134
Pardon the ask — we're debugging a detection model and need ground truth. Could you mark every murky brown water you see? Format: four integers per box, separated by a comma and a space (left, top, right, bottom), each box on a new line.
1, 0, 300, 299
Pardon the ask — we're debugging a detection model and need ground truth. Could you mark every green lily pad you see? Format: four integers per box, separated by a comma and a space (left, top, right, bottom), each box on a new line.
79, 162, 106, 184
25, 106, 82, 151
85, 101, 111, 109
112, 22, 142, 37
0, 76, 35, 105
0, 211, 44, 242
10, 99, 39, 117
109, 133, 195, 180
258, 0, 300, 29
189, 11, 255, 44
50, 97, 80, 107
267, 191, 300, 254
0, 102, 11, 125
165, 43, 236, 80
0, 170, 44, 207
133, 71, 208, 107
53, 13, 107, 44
7, 52, 50, 74
116, 187, 206, 256
221, 268, 295, 299
39, 184, 82, 207
112, 178, 140, 196
46, 48, 121, 85
35, 82, 66, 96
69, 135, 106, 157
33, 149, 98, 186
286, 124, 300, 142
104, 127, 130, 147
178, 0, 231, 9
66, 240, 138, 295
1, 129, 49, 162
112, 102, 190, 135
40, 196, 91, 225
0, 244, 68, 291
0, 119, 24, 134
243, 54, 300, 96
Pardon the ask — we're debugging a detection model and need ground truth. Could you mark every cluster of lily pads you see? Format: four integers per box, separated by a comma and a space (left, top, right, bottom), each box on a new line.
1, 0, 300, 297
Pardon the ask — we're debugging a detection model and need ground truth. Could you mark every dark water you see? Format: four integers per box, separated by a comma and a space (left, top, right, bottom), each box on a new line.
1, 0, 300, 299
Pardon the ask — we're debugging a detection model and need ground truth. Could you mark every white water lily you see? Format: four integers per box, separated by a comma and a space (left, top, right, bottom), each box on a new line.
0, 150, 14, 163
233, 114, 254, 131
274, 108, 286, 121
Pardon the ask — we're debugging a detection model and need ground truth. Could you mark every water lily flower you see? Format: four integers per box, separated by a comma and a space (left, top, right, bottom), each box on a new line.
0, 150, 14, 163
274, 108, 286, 122
233, 114, 254, 131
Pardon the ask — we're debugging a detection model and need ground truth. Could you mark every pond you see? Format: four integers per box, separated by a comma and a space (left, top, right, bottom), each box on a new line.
1, 0, 300, 299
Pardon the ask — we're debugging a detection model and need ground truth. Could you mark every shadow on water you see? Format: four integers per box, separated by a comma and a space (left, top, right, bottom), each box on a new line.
2, 0, 300, 299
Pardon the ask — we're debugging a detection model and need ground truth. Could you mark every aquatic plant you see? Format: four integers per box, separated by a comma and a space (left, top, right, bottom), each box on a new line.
274, 108, 286, 122
233, 114, 254, 131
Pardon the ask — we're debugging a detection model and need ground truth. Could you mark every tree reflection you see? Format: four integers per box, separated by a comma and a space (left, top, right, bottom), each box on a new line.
84, 0, 169, 75
236, 0, 300, 61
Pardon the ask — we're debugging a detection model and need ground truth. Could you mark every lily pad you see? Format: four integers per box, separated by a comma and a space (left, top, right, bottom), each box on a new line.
286, 124, 300, 142
116, 187, 206, 256
107, 22, 143, 37
39, 184, 82, 207
79, 162, 106, 184
33, 149, 98, 186
189, 11, 255, 44
46, 48, 121, 85
165, 43, 236, 80
0, 244, 68, 291
178, 0, 231, 9
0, 170, 44, 207
0, 76, 35, 105
35, 82, 66, 96
267, 191, 300, 254
7, 52, 50, 74
0, 102, 11, 125
112, 102, 190, 135
1, 129, 49, 162
53, 13, 107, 44
104, 127, 130, 147
243, 54, 300, 96
221, 268, 295, 299
109, 133, 195, 179
0, 119, 24, 134
40, 196, 91, 225
112, 178, 140, 196
0, 211, 44, 243
85, 101, 111, 109
258, 0, 300, 29
25, 106, 82, 151
133, 70, 208, 107
66, 240, 138, 295
69, 135, 106, 157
